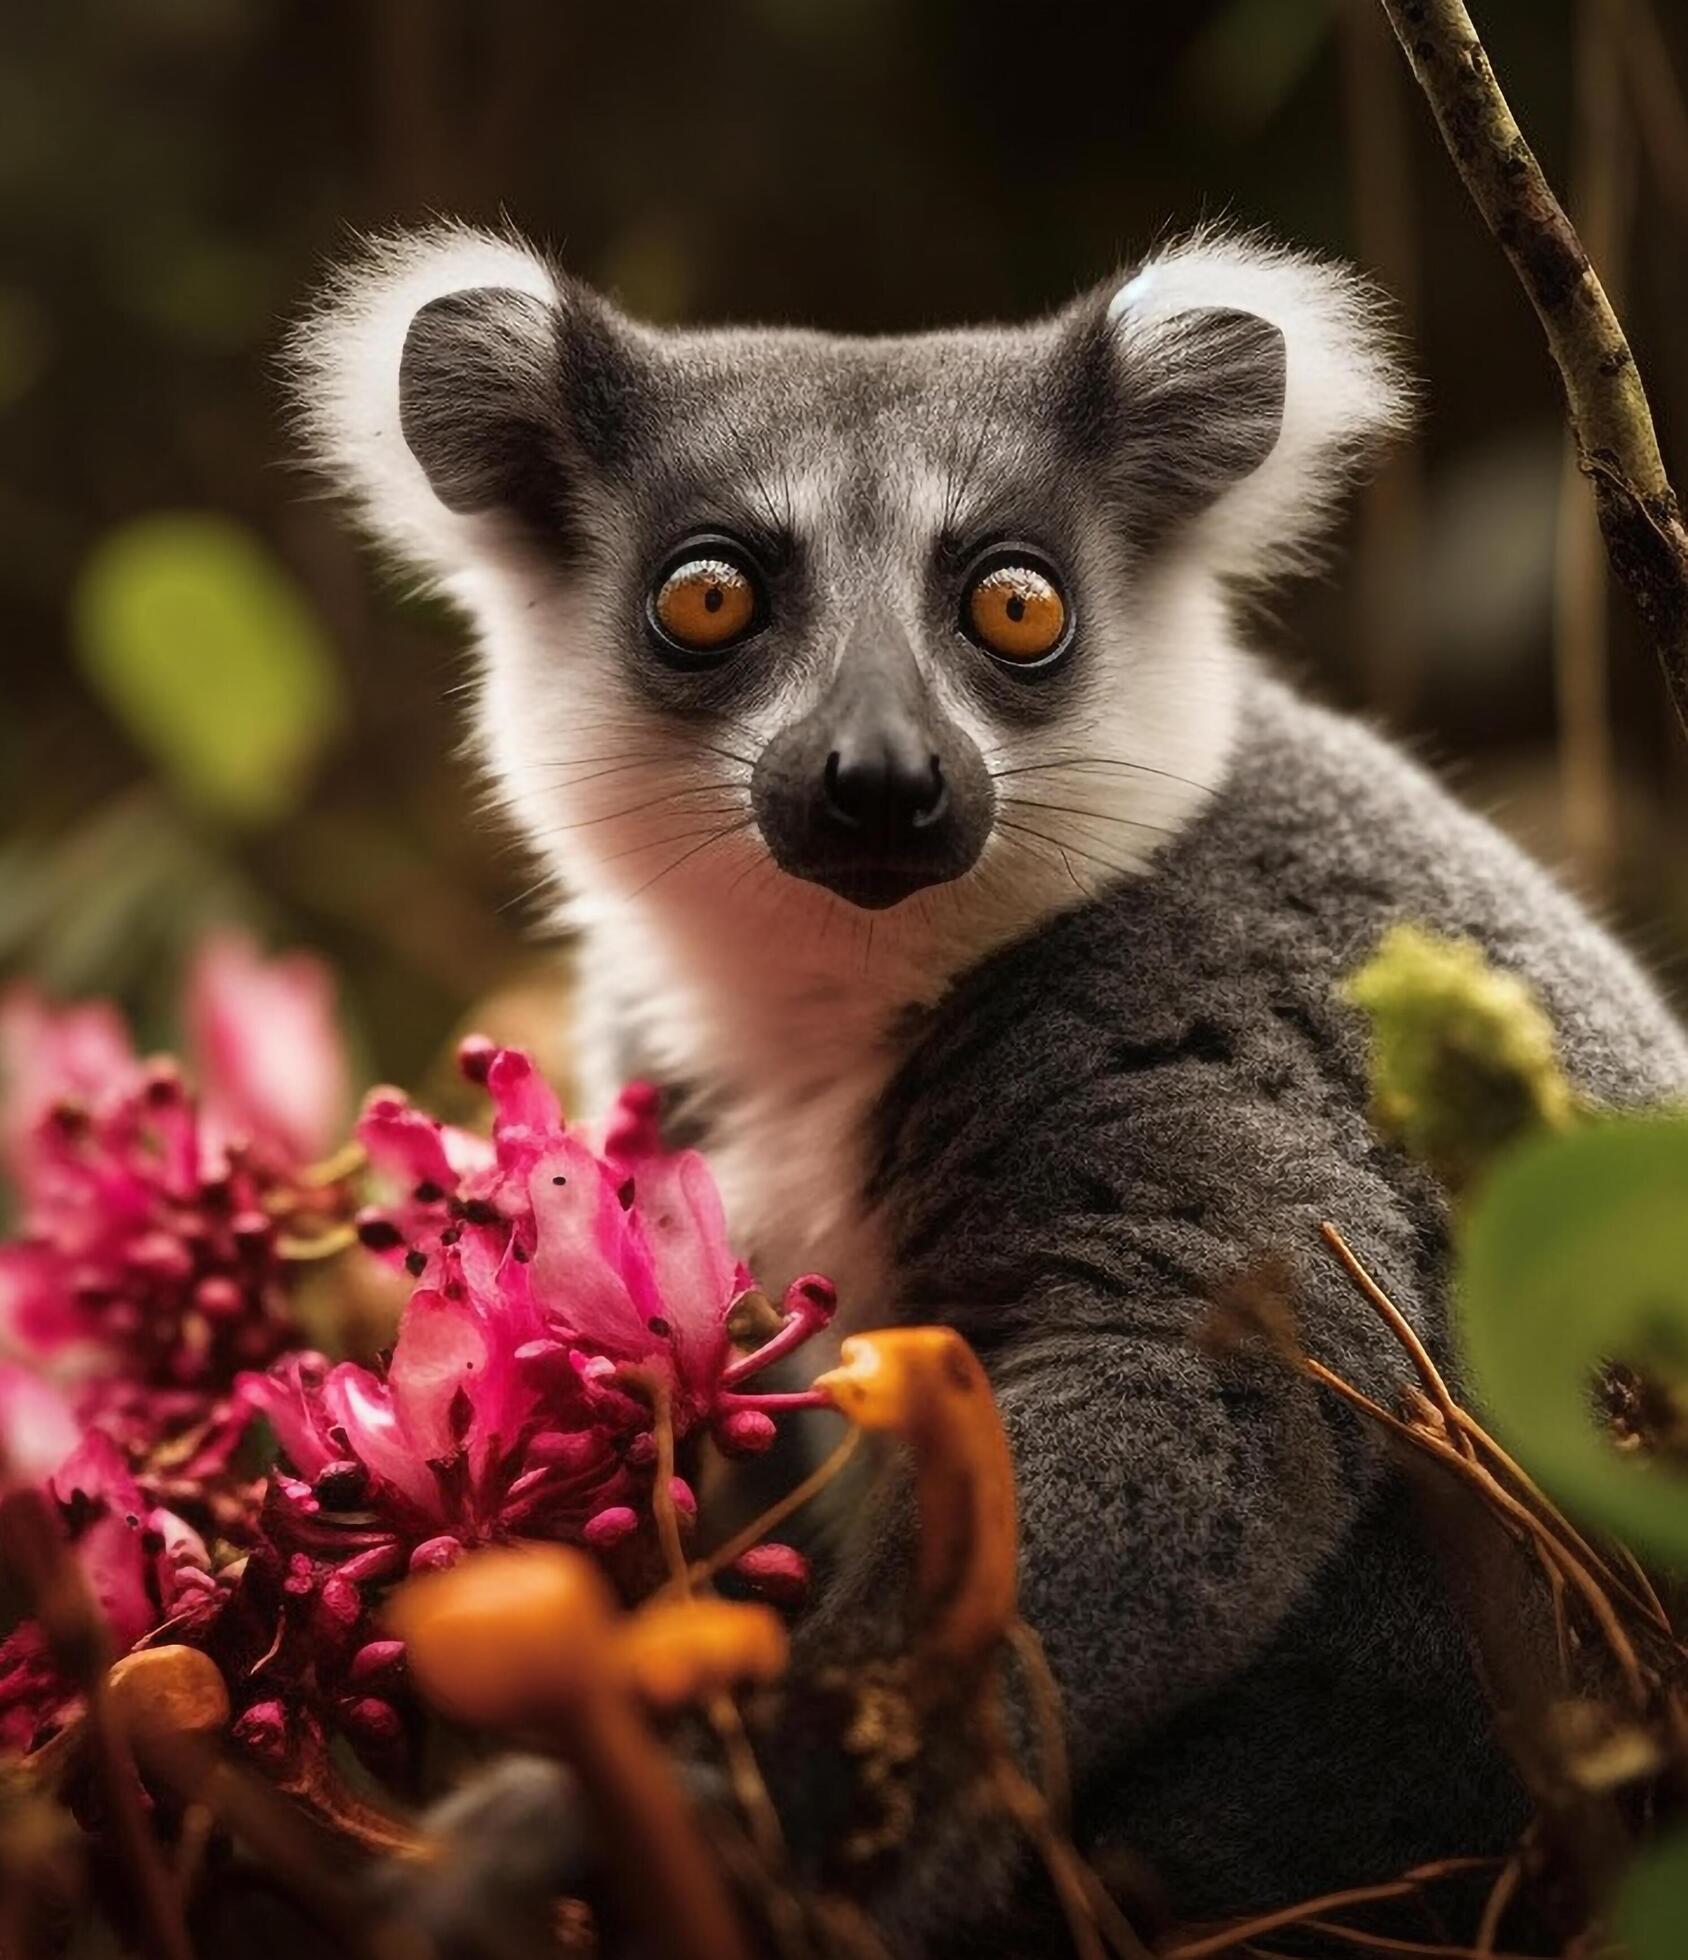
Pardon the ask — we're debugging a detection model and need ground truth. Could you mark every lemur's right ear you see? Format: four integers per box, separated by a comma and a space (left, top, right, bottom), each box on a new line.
288, 225, 633, 577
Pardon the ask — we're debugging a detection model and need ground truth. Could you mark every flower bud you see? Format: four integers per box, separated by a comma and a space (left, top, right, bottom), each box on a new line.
456, 1035, 497, 1085
582, 1505, 638, 1548
337, 1693, 405, 1778
232, 1698, 290, 1772
731, 1543, 811, 1612
713, 1409, 776, 1458
347, 1638, 406, 1693
335, 1541, 405, 1585
408, 1533, 463, 1575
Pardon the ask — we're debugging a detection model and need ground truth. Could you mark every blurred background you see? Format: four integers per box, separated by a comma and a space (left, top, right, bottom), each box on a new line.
3, 0, 1687, 1090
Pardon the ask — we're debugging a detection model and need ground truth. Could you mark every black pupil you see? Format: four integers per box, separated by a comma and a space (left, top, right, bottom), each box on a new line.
1005, 591, 1027, 622
704, 582, 724, 613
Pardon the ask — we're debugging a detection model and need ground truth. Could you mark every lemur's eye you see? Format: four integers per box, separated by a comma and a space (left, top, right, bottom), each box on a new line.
651, 553, 760, 657
962, 559, 1070, 666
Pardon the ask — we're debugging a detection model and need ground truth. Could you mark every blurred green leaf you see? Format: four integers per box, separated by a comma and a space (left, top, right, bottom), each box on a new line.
1344, 924, 1576, 1190
111, 227, 274, 350
1182, 0, 1335, 131
1459, 1117, 1688, 1569
71, 513, 346, 828
1614, 1828, 1688, 1959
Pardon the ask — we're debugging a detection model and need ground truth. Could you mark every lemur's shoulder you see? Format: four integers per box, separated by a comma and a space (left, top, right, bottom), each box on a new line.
1081, 667, 1688, 1105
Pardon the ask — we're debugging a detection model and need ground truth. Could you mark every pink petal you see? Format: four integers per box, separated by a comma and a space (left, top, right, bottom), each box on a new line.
322, 1364, 440, 1519
485, 1046, 562, 1140
49, 1435, 154, 1651
387, 1287, 487, 1461
356, 1089, 459, 1195
526, 1137, 659, 1360
238, 1355, 340, 1482
624, 1149, 738, 1394
0, 1363, 80, 1485
186, 933, 348, 1168
0, 987, 138, 1170
0, 1242, 93, 1357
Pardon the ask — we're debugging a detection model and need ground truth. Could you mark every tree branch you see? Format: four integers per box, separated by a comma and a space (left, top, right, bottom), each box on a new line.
1377, 0, 1688, 732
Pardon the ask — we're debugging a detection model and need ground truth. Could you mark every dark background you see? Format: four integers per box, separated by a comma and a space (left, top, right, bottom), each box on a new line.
4, 0, 1686, 1089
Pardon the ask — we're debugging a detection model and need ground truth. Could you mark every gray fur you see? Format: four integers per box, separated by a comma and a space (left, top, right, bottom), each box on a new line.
772, 668, 1688, 1947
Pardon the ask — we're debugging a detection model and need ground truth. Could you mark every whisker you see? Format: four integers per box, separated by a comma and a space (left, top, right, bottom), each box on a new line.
536, 780, 748, 834
998, 796, 1185, 838
629, 818, 758, 899
996, 819, 1147, 883
525, 803, 744, 858
989, 756, 1216, 796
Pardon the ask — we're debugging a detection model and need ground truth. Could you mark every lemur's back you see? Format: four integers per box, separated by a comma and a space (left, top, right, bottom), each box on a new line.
842, 670, 1688, 1930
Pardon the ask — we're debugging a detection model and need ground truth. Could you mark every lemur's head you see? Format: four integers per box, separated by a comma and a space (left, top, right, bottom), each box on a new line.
293, 227, 1404, 992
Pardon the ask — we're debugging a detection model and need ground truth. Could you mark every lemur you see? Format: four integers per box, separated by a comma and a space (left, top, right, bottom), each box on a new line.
294, 224, 1688, 1953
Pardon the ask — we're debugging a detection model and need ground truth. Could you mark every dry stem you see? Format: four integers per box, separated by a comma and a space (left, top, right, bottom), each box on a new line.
1378, 0, 1688, 730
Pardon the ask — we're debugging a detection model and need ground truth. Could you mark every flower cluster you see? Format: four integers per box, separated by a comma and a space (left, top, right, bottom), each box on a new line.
0, 934, 352, 1491
0, 945, 835, 1794
253, 1048, 834, 1557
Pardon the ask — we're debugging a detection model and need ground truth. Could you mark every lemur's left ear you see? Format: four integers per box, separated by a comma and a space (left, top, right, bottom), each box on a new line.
1090, 229, 1413, 583
1082, 303, 1287, 536
287, 224, 635, 582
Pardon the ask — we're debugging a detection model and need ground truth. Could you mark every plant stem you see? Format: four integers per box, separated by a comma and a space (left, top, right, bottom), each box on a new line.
1377, 0, 1688, 731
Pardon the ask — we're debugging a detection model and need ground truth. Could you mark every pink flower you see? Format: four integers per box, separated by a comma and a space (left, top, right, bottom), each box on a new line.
0, 942, 356, 1493
0, 991, 138, 1196
186, 931, 348, 1172
0, 1366, 218, 1754
243, 1046, 835, 1564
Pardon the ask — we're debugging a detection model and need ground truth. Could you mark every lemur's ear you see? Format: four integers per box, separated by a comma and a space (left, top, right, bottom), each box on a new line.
288, 224, 633, 578
397, 287, 559, 518
1087, 229, 1412, 583
1092, 304, 1287, 533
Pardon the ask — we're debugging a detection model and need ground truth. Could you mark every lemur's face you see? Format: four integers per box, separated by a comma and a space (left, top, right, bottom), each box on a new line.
303, 230, 1401, 975
401, 295, 1282, 916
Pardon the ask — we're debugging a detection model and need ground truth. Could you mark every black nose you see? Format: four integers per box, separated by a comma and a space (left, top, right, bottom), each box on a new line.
822, 739, 948, 838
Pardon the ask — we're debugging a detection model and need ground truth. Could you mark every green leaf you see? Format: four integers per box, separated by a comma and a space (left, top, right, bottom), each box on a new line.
1614, 1829, 1688, 1960
1459, 1117, 1688, 1568
72, 513, 346, 827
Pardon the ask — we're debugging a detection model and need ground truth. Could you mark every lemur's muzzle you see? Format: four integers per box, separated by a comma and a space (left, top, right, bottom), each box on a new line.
750, 606, 994, 910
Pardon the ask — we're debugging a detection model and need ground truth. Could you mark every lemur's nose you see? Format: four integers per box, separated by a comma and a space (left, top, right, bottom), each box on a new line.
823, 737, 949, 838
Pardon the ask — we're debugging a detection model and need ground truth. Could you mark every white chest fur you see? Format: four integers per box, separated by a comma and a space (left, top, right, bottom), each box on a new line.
571, 903, 926, 1333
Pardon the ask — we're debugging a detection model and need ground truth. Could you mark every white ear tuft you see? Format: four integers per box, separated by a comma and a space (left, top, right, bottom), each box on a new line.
1109, 227, 1413, 585
285, 222, 560, 581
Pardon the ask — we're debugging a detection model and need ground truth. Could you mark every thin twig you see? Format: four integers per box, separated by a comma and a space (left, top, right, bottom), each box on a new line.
1161, 1858, 1496, 1960
1005, 1617, 1075, 1830
1322, 1222, 1677, 1640
1377, 0, 1688, 731
1451, 1408, 1674, 1634
1474, 1852, 1523, 1956
1320, 1224, 1476, 1460
667, 1428, 862, 1599
1298, 1352, 1653, 1700
1299, 1919, 1534, 1958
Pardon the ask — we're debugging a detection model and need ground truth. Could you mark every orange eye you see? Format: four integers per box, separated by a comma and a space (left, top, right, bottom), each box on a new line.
652, 556, 759, 654
963, 562, 1069, 664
